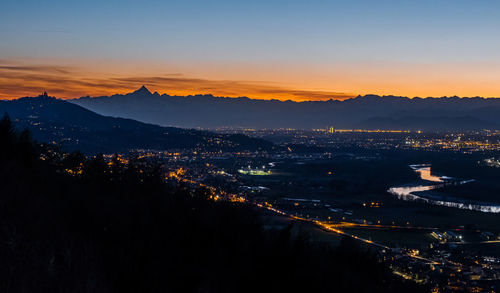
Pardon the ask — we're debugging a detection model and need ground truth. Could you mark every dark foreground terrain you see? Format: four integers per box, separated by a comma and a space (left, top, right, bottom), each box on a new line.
0, 115, 424, 292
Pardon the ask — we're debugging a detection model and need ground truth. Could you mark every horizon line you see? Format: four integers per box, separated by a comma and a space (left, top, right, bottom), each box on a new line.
3, 86, 500, 103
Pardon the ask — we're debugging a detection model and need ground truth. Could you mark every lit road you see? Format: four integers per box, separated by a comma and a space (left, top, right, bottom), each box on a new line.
330, 222, 439, 231
169, 172, 444, 266
256, 203, 443, 265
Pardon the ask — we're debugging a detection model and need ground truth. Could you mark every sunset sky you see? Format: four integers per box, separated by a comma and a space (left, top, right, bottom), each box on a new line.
2, 0, 500, 100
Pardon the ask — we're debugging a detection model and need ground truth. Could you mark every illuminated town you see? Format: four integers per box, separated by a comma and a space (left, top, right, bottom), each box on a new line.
3, 0, 500, 291
87, 129, 500, 292
213, 127, 500, 153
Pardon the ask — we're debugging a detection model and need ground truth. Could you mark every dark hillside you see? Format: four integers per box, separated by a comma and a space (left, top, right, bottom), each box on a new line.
0, 94, 273, 153
0, 116, 424, 292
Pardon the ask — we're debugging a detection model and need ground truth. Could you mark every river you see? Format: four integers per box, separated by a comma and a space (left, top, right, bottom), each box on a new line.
387, 164, 500, 213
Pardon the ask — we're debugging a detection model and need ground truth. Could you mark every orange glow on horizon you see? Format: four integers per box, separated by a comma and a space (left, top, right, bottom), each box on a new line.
1, 58, 500, 101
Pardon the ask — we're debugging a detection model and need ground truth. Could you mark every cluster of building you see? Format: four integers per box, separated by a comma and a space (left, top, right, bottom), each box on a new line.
214, 127, 500, 153
104, 138, 500, 292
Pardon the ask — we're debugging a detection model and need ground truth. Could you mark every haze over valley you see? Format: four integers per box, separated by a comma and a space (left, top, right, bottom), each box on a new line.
70, 86, 500, 131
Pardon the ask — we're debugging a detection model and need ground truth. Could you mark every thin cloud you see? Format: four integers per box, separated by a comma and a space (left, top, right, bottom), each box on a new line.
0, 62, 355, 101
109, 76, 353, 101
0, 63, 72, 74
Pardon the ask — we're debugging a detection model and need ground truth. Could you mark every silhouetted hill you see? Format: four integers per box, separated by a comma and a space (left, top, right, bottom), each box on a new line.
0, 94, 273, 153
71, 88, 500, 131
0, 118, 425, 293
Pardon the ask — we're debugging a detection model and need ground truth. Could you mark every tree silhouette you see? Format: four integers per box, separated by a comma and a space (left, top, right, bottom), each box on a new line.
0, 119, 426, 293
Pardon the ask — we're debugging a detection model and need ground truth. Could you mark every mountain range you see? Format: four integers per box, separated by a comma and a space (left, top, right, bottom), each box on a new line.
70, 86, 500, 131
0, 93, 273, 153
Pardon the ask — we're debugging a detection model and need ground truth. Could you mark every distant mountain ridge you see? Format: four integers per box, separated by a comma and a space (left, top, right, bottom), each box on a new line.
0, 94, 273, 153
70, 87, 500, 131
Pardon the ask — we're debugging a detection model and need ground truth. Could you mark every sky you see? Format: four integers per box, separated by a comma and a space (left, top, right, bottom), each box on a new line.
1, 0, 500, 100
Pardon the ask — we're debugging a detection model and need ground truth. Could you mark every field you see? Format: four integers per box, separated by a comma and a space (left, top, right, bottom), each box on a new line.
218, 149, 500, 250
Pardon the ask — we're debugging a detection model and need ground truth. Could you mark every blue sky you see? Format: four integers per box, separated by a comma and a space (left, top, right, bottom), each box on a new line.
2, 0, 500, 99
2, 0, 500, 62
